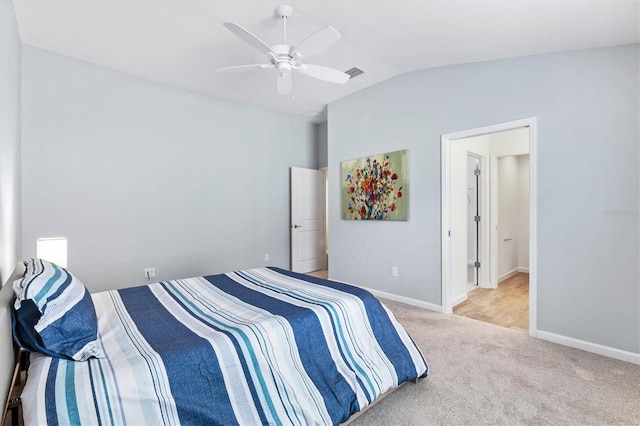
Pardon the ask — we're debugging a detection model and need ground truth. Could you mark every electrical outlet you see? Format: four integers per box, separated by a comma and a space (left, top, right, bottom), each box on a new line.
264, 254, 270, 262
391, 266, 398, 277
144, 267, 156, 280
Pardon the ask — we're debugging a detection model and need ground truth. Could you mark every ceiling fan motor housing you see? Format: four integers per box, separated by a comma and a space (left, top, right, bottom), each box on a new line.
271, 44, 298, 70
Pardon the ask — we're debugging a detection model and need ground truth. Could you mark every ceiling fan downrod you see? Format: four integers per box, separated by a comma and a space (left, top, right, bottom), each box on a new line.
276, 4, 293, 45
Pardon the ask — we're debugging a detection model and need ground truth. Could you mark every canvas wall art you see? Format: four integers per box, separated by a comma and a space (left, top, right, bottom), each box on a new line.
341, 149, 409, 220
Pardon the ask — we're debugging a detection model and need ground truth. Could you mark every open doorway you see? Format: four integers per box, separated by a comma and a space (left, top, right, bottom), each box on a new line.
456, 151, 530, 331
441, 118, 538, 336
305, 169, 329, 280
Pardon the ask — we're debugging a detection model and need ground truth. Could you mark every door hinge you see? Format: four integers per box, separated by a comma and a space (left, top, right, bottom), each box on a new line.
474, 215, 481, 222
474, 261, 481, 268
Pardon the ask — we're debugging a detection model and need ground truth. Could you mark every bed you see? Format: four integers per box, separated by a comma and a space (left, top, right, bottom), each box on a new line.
2, 259, 428, 425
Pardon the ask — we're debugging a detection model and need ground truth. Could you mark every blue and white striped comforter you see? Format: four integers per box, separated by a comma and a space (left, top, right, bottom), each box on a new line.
22, 267, 428, 425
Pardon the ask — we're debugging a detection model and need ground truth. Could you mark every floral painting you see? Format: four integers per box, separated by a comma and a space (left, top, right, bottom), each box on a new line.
341, 149, 409, 220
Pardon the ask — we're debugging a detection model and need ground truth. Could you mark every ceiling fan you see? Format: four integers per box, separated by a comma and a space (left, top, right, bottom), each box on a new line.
215, 4, 350, 95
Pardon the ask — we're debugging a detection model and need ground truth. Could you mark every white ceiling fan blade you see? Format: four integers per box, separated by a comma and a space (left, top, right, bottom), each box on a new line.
298, 64, 350, 84
291, 26, 341, 59
223, 22, 276, 55
277, 73, 293, 95
215, 64, 272, 73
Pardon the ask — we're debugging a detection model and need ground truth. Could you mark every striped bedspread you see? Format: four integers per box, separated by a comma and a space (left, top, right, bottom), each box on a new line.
21, 267, 428, 425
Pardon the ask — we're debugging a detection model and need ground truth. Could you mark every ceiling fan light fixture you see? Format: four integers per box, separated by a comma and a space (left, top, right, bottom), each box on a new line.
277, 62, 292, 72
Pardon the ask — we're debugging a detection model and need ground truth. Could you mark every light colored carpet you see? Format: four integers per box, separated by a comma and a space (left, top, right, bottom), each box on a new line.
352, 300, 640, 425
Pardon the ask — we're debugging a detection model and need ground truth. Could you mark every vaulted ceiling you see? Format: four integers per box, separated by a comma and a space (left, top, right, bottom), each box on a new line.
12, 0, 640, 122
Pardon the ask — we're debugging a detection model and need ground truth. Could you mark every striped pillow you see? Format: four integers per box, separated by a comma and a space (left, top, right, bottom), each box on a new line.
11, 258, 105, 361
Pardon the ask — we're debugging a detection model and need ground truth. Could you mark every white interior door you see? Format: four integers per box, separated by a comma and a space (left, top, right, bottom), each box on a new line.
291, 167, 325, 273
466, 154, 479, 286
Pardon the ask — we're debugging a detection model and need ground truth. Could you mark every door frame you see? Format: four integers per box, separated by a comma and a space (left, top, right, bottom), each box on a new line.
489, 154, 499, 289
441, 117, 538, 337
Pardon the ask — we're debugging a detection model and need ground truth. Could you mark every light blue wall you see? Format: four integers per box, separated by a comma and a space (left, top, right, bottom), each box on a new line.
21, 46, 318, 292
328, 45, 639, 354
0, 0, 22, 284
317, 122, 328, 169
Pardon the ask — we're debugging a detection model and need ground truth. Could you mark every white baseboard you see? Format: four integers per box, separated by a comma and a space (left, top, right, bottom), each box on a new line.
452, 293, 468, 307
498, 266, 529, 283
537, 330, 640, 365
498, 268, 518, 282
367, 288, 443, 313
331, 278, 443, 313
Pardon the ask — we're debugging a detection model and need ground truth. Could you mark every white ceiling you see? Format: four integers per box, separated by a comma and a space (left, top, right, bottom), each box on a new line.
12, 0, 640, 123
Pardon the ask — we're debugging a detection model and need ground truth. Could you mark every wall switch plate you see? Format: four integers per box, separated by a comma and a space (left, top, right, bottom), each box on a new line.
391, 266, 398, 277
264, 254, 270, 262
144, 267, 156, 280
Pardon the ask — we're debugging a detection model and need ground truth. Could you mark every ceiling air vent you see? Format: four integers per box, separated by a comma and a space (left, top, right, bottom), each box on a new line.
344, 67, 365, 79
301, 109, 323, 118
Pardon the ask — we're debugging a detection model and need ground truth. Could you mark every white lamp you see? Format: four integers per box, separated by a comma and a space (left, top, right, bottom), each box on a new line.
36, 237, 68, 268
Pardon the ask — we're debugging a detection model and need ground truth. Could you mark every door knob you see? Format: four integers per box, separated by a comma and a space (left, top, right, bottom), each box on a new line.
293, 224, 302, 229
